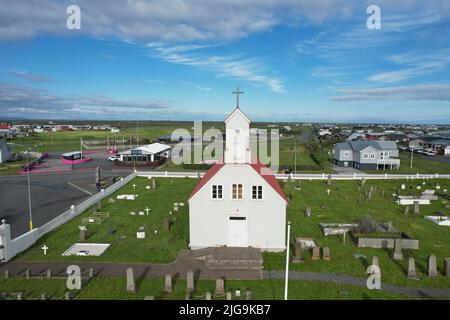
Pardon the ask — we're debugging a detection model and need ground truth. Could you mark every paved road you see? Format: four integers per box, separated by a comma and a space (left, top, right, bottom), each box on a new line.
0, 170, 127, 238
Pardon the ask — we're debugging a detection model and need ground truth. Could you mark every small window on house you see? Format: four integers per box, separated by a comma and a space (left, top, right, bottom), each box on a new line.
212, 185, 223, 199
363, 153, 369, 159
252, 185, 263, 199
344, 151, 349, 157
232, 184, 243, 199
370, 153, 375, 159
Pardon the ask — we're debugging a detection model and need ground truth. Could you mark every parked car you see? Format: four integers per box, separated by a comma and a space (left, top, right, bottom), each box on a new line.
108, 155, 120, 161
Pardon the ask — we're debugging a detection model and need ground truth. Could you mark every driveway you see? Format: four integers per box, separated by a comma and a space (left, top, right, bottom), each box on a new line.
331, 165, 363, 174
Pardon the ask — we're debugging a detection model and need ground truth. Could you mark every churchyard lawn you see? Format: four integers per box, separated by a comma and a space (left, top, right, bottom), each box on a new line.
0, 276, 412, 300
13, 176, 450, 291
265, 178, 450, 289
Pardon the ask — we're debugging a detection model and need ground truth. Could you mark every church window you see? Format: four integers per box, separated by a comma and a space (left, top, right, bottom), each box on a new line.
212, 185, 223, 199
232, 184, 243, 199
252, 185, 263, 199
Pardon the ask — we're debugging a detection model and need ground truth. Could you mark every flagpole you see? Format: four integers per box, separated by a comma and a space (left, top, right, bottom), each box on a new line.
284, 221, 291, 300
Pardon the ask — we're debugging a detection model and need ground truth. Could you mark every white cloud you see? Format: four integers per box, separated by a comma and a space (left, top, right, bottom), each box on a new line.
0, 0, 368, 42
0, 83, 171, 116
332, 83, 450, 101
148, 43, 285, 93
368, 49, 450, 83
8, 70, 51, 82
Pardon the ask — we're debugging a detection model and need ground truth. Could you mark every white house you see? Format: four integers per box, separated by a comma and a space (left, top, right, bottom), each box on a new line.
0, 140, 12, 163
188, 107, 287, 252
118, 142, 171, 162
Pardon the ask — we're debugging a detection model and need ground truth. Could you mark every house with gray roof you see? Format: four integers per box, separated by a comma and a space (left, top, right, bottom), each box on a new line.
333, 141, 400, 170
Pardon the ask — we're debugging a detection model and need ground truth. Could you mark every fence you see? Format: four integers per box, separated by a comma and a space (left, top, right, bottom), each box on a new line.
0, 172, 136, 262
135, 170, 450, 181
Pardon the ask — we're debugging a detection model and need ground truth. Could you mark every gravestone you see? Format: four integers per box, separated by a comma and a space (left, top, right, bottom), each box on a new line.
41, 293, 47, 300
444, 258, 450, 277
370, 256, 379, 274
393, 239, 403, 260
327, 174, 332, 186
322, 247, 331, 261
245, 290, 252, 300
25, 269, 30, 279
293, 239, 304, 263
17, 292, 23, 300
215, 278, 225, 295
152, 178, 157, 189
126, 268, 136, 293
305, 207, 311, 218
89, 268, 94, 278
403, 206, 409, 216
205, 292, 212, 300
164, 274, 172, 293
187, 271, 195, 293
79, 226, 87, 241
361, 178, 365, 186
428, 254, 438, 277
413, 201, 420, 215
46, 269, 52, 278
312, 246, 320, 261
65, 291, 71, 300
407, 257, 418, 279
144, 296, 154, 300
4, 270, 9, 279
164, 217, 171, 231
367, 191, 372, 200
226, 291, 232, 300
185, 291, 191, 300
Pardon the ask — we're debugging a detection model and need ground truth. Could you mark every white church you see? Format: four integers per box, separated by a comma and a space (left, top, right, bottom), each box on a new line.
188, 95, 287, 252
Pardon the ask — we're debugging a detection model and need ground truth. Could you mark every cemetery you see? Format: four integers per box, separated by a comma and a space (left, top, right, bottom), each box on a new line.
4, 175, 450, 298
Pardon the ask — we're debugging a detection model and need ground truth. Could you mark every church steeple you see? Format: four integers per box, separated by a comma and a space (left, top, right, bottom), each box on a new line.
224, 88, 251, 164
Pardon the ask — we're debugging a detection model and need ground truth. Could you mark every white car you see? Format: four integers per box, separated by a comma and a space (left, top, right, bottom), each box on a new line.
108, 155, 120, 161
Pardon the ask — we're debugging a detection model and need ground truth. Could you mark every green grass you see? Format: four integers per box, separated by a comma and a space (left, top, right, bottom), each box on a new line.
266, 179, 450, 289
0, 159, 28, 176
13, 175, 450, 291
0, 276, 413, 300
16, 177, 198, 263
277, 138, 335, 173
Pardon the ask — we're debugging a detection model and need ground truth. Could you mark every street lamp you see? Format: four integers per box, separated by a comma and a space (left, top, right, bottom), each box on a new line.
25, 148, 33, 230
9, 142, 34, 231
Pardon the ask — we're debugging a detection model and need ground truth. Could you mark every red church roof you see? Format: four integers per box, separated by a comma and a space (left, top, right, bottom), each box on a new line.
188, 161, 287, 203
250, 161, 288, 202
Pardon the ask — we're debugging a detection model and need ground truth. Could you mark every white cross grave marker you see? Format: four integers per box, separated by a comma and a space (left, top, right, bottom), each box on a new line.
326, 189, 331, 195
132, 184, 137, 190
42, 245, 49, 255
145, 207, 150, 215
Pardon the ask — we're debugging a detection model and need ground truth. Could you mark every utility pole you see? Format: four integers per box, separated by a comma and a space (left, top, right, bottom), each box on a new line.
410, 147, 414, 169
136, 121, 139, 147
26, 149, 33, 231
284, 221, 291, 300
294, 135, 297, 174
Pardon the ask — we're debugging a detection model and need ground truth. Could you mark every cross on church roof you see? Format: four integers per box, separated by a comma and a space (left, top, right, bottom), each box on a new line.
232, 86, 244, 108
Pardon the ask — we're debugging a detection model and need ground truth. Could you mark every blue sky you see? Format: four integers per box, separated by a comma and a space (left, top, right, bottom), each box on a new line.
0, 0, 450, 123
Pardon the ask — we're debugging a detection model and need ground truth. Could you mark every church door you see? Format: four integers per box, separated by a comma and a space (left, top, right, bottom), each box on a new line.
227, 216, 248, 247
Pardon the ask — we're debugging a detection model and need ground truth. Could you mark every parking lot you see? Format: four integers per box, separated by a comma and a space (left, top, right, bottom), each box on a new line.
0, 170, 128, 238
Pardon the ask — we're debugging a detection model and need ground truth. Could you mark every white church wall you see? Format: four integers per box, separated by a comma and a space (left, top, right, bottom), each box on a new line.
189, 164, 286, 252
